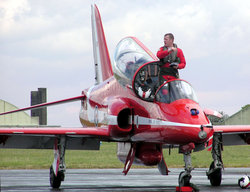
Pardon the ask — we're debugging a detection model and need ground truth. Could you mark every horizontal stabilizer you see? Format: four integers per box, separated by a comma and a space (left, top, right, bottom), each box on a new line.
204, 109, 222, 118
0, 95, 85, 116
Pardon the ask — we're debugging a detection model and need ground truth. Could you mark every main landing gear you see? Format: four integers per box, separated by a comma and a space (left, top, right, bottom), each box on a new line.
206, 133, 223, 186
50, 136, 66, 189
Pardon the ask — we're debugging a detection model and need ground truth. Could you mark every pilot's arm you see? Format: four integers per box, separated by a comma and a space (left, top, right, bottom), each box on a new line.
156, 47, 171, 59
176, 48, 186, 69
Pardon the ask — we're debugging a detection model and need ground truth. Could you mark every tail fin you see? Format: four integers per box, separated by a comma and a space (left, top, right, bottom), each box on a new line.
91, 4, 113, 84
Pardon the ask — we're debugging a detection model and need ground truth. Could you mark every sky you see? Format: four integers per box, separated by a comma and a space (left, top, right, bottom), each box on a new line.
1, 0, 250, 127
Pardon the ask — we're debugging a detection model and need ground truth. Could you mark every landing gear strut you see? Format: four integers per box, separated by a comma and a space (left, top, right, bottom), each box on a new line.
178, 144, 199, 192
50, 136, 66, 189
179, 152, 192, 187
207, 133, 223, 186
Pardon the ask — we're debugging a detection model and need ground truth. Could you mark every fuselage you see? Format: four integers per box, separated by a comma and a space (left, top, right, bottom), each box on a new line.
79, 75, 213, 145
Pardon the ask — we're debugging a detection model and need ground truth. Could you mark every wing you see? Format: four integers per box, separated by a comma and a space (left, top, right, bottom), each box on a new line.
213, 125, 250, 146
0, 94, 112, 150
0, 126, 110, 150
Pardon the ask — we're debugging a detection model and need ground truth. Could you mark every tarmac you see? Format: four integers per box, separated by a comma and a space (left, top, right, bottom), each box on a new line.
0, 168, 249, 192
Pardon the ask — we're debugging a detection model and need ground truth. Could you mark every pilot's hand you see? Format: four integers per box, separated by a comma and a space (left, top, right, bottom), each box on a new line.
171, 47, 177, 52
172, 65, 178, 69
170, 62, 179, 69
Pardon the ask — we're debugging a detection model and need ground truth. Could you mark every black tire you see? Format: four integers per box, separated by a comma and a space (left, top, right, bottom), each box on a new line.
208, 161, 222, 186
178, 171, 191, 187
50, 166, 63, 189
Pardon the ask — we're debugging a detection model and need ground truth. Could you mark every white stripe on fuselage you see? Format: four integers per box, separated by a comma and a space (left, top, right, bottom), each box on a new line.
134, 115, 211, 128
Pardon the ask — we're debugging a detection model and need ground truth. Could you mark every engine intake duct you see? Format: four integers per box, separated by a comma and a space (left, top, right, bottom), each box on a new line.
109, 108, 132, 139
108, 98, 134, 139
118, 108, 131, 129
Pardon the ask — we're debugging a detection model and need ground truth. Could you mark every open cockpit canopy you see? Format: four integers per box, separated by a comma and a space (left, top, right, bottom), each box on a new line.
113, 37, 157, 87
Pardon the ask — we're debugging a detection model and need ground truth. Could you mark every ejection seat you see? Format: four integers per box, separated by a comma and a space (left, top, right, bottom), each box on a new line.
133, 61, 161, 101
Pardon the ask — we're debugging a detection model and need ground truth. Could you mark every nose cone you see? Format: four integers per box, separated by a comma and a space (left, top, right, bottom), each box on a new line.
158, 99, 211, 144
159, 99, 209, 125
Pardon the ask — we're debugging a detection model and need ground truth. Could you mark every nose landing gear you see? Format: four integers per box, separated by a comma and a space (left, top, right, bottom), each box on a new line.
177, 144, 200, 192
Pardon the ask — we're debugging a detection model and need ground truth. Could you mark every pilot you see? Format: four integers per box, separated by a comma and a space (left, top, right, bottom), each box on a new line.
157, 33, 186, 84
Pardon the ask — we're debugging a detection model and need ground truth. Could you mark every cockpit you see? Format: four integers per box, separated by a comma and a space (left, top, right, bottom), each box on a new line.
113, 37, 198, 104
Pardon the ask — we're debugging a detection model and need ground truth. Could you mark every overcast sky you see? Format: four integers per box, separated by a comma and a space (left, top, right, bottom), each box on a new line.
1, 0, 250, 127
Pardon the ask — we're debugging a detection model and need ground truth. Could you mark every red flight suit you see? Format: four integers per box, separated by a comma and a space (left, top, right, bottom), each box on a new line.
157, 47, 186, 81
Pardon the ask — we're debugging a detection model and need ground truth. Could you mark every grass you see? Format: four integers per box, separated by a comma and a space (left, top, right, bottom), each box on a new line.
0, 142, 250, 169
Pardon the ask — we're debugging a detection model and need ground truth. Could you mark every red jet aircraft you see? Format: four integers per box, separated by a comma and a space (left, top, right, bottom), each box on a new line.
1, 4, 250, 191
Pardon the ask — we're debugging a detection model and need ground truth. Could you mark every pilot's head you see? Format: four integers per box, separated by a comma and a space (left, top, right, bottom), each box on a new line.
164, 33, 174, 47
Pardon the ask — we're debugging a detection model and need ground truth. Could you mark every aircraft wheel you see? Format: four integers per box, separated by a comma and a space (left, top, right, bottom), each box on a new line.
208, 161, 222, 186
50, 166, 64, 189
178, 171, 191, 187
